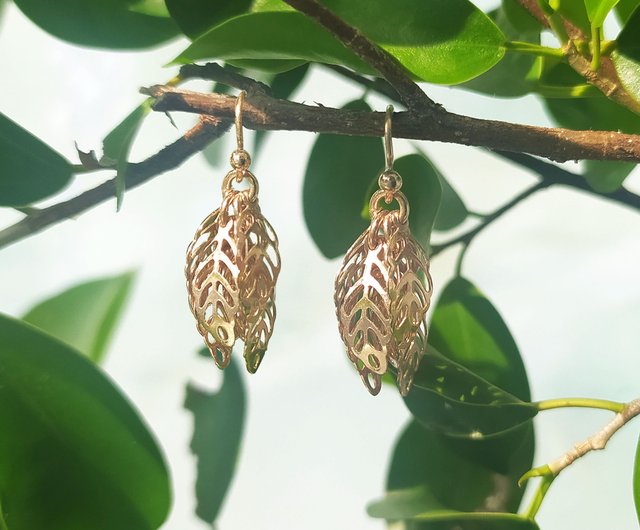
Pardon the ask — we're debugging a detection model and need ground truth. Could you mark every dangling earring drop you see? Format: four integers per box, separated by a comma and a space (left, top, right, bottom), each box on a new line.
334, 105, 433, 396
185, 91, 281, 373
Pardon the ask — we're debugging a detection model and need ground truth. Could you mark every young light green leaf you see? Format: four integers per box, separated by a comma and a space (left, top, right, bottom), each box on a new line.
165, 0, 252, 39
128, 0, 171, 17
185, 352, 245, 524
584, 0, 620, 26
0, 314, 171, 530
612, 0, 640, 105
102, 102, 151, 210
22, 272, 135, 364
0, 113, 73, 207
303, 100, 384, 259
549, 0, 591, 31
176, 0, 506, 84
634, 435, 640, 524
13, 0, 179, 48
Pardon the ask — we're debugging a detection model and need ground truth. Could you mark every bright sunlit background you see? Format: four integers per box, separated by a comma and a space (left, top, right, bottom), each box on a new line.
1, 1, 639, 529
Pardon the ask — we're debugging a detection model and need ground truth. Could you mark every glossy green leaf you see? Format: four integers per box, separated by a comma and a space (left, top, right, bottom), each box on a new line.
545, 94, 639, 191
185, 351, 245, 524
433, 171, 468, 232
429, 277, 530, 401
463, 1, 541, 98
176, 0, 505, 84
255, 63, 310, 154
165, 0, 252, 39
0, 314, 171, 530
102, 102, 151, 210
0, 113, 73, 207
368, 491, 539, 530
616, 0, 640, 22
584, 0, 619, 26
401, 346, 536, 437
613, 9, 640, 106
634, 435, 640, 524
13, 0, 179, 49
303, 100, 383, 259
128, 0, 170, 17
363, 154, 442, 249
22, 272, 135, 363
369, 421, 534, 520
549, 0, 591, 31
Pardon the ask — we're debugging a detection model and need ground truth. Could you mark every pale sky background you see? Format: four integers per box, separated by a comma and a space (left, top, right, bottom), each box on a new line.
1, 2, 639, 529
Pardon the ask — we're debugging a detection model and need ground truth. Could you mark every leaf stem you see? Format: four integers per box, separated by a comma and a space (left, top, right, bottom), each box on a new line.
522, 474, 555, 520
535, 397, 625, 413
590, 25, 601, 71
504, 41, 563, 58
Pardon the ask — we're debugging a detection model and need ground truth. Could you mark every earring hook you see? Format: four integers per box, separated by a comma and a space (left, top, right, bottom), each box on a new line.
384, 105, 394, 171
235, 90, 245, 152
230, 90, 251, 172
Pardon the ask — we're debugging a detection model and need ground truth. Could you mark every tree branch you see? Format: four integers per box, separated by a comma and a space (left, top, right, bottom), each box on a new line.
0, 116, 229, 250
143, 83, 640, 164
281, 0, 440, 115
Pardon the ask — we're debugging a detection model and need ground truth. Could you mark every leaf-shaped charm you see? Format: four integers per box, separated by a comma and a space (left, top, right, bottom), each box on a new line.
186, 171, 280, 373
335, 191, 432, 396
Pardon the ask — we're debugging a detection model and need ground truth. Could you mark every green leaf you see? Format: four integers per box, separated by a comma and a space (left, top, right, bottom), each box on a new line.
545, 94, 639, 191
402, 346, 536, 437
303, 100, 384, 259
0, 113, 73, 207
176, 0, 505, 85
613, 7, 640, 106
185, 351, 245, 524
463, 1, 541, 98
368, 492, 539, 529
369, 421, 534, 520
549, 0, 591, 31
255, 63, 310, 154
22, 272, 135, 363
429, 277, 530, 401
364, 154, 442, 249
165, 0, 252, 39
410, 147, 467, 232
433, 171, 468, 231
128, 0, 170, 17
403, 277, 536, 436
13, 0, 179, 49
634, 435, 640, 524
102, 102, 151, 210
0, 314, 171, 530
616, 0, 640, 22
584, 0, 619, 26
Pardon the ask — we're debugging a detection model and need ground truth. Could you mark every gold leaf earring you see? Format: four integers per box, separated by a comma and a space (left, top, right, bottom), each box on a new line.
334, 105, 433, 396
185, 91, 281, 373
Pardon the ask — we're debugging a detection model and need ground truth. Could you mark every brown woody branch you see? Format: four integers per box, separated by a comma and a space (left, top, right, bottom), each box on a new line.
0, 117, 229, 250
144, 83, 640, 164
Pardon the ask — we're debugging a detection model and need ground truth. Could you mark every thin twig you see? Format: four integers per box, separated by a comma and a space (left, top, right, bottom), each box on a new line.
521, 398, 640, 482
431, 180, 550, 257
0, 117, 229, 250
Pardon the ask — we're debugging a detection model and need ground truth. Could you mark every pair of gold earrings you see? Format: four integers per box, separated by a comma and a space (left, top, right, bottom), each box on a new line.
185, 92, 433, 396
